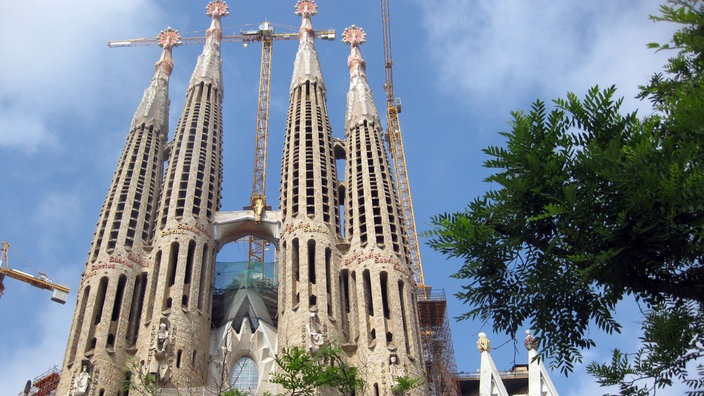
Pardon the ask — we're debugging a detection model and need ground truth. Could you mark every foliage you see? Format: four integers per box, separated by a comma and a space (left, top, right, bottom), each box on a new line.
587, 300, 704, 395
223, 389, 251, 396
426, 0, 704, 393
270, 343, 364, 396
391, 375, 424, 395
122, 357, 160, 396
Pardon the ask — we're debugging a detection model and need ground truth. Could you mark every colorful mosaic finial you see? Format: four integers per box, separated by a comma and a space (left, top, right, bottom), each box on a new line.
206, 0, 229, 18
295, 0, 318, 17
157, 27, 182, 49
342, 25, 367, 47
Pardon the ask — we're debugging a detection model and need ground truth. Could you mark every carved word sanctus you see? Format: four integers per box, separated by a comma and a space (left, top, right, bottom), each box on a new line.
83, 253, 149, 280
282, 222, 329, 237
342, 251, 397, 267
161, 222, 213, 239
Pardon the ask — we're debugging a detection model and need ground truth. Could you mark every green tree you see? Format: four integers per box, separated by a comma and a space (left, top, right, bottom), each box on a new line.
222, 389, 251, 396
426, 1, 704, 394
122, 357, 160, 396
270, 343, 364, 396
390, 375, 424, 395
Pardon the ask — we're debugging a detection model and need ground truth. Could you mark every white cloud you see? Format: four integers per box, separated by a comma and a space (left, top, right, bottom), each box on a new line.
0, 0, 164, 152
32, 190, 83, 227
414, 0, 675, 116
0, 298, 73, 394
0, 107, 58, 153
0, 1, 165, 391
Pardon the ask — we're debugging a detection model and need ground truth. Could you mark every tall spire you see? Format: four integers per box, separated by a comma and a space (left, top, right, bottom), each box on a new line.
56, 27, 177, 396
279, 0, 342, 361
342, 24, 410, 260
138, 1, 229, 389
290, 0, 324, 91
341, 24, 426, 394
190, 0, 228, 92
342, 25, 379, 130
132, 27, 181, 131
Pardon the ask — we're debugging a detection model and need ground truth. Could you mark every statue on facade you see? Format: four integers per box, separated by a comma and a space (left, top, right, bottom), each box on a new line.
152, 322, 169, 354
72, 363, 91, 396
524, 329, 539, 351
306, 309, 324, 352
149, 319, 172, 384
388, 355, 404, 386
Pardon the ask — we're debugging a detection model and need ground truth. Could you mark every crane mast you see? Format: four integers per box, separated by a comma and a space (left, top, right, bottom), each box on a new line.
0, 241, 70, 304
247, 24, 274, 269
381, 0, 426, 290
109, 25, 335, 270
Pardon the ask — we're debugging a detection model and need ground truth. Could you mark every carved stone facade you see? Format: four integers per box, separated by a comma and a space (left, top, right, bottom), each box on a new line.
337, 24, 425, 394
57, 1, 426, 395
57, 4, 227, 395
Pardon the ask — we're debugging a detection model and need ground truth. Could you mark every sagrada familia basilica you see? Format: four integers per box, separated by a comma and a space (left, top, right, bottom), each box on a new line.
56, 1, 427, 395
52, 1, 560, 395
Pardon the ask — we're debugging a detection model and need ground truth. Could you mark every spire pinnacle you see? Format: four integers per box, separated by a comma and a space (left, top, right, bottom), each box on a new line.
290, 0, 325, 91
189, 1, 228, 93
154, 27, 181, 76
342, 25, 367, 75
341, 25, 366, 46
295, 0, 317, 44
295, 0, 317, 18
206, 0, 230, 18
157, 27, 182, 49
131, 27, 179, 131
477, 332, 491, 353
343, 25, 378, 129
205, 0, 228, 47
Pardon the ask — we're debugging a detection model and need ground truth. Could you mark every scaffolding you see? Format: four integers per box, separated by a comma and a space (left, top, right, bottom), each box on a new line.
21, 365, 60, 396
417, 289, 460, 396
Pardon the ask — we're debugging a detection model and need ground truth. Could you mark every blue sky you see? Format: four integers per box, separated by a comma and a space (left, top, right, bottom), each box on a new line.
0, 0, 684, 394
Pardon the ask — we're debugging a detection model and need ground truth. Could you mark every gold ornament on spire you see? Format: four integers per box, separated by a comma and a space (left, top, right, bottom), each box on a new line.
477, 332, 491, 353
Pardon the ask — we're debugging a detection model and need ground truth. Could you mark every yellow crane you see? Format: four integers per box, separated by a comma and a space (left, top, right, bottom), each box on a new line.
0, 242, 70, 304
109, 22, 335, 269
380, 0, 426, 292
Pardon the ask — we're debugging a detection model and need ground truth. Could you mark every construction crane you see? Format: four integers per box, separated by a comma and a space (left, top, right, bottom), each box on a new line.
380, 0, 426, 292
108, 26, 335, 48
0, 242, 70, 304
380, 5, 461, 394
109, 21, 335, 270
246, 21, 277, 271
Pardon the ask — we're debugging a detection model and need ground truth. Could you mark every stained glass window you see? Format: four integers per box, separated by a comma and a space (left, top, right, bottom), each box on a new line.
230, 356, 258, 393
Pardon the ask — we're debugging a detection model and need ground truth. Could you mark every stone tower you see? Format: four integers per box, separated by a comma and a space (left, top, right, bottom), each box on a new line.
339, 25, 425, 394
56, 27, 179, 395
134, 0, 228, 390
278, 0, 343, 351
57, 0, 229, 393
